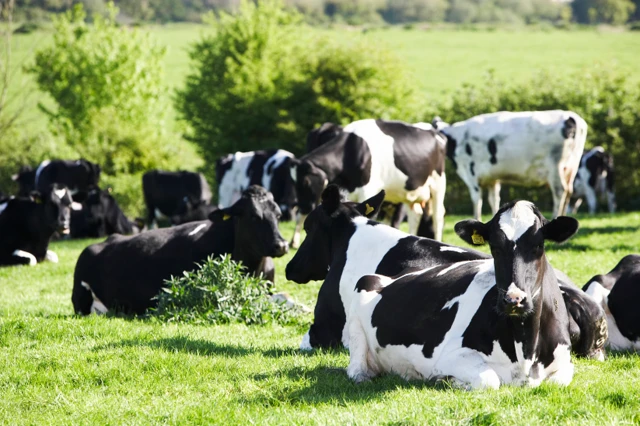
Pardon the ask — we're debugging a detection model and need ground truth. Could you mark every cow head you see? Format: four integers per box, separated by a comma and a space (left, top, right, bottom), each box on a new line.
289, 159, 328, 215
209, 185, 288, 258
36, 184, 73, 235
306, 122, 343, 153
455, 200, 578, 317
286, 184, 384, 283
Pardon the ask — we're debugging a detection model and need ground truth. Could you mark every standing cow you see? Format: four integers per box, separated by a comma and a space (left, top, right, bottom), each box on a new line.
216, 149, 297, 221
35, 159, 102, 202
570, 146, 616, 214
290, 119, 447, 246
436, 110, 587, 220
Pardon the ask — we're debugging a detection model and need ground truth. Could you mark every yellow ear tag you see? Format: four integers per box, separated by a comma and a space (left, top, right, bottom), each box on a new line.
223, 214, 231, 221
471, 230, 485, 245
365, 204, 374, 215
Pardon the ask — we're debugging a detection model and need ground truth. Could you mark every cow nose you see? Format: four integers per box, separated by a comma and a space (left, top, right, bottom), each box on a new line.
504, 293, 525, 306
274, 240, 288, 257
504, 283, 527, 312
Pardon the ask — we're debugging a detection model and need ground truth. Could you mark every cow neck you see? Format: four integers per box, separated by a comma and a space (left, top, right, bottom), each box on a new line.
227, 219, 265, 276
329, 216, 360, 266
303, 134, 349, 182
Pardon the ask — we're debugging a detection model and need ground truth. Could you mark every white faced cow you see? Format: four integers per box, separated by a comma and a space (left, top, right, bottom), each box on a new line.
286, 185, 607, 361
570, 146, 616, 214
347, 201, 580, 389
583, 254, 640, 351
216, 149, 296, 221
436, 111, 587, 220
290, 119, 447, 247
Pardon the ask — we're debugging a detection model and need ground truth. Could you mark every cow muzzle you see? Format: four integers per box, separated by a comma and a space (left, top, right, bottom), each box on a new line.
503, 283, 528, 316
272, 240, 289, 257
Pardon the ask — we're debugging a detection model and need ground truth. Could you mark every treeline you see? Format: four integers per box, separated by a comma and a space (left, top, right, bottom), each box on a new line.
14, 0, 639, 25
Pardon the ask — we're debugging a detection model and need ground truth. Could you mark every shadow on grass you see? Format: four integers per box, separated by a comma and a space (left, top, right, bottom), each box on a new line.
575, 226, 640, 238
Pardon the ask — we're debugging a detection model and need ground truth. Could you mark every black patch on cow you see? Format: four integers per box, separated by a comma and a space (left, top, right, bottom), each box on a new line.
474, 186, 479, 192
488, 138, 498, 164
445, 135, 458, 170
355, 276, 385, 293
562, 117, 577, 139
470, 162, 475, 177
215, 155, 234, 185
375, 120, 445, 191
371, 264, 477, 358
246, 150, 279, 186
465, 143, 472, 156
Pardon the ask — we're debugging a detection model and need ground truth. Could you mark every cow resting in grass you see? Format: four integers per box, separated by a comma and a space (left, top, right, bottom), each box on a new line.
72, 186, 288, 315
436, 111, 587, 220
35, 159, 101, 202
286, 185, 606, 361
70, 187, 139, 238
346, 201, 580, 389
289, 119, 447, 247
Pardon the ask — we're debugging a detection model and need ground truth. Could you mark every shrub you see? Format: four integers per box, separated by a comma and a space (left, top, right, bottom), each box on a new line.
152, 255, 306, 326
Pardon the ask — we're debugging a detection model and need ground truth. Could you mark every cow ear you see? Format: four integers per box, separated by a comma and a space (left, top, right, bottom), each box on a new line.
355, 190, 385, 218
208, 201, 243, 223
320, 184, 342, 215
455, 219, 488, 246
542, 216, 579, 243
29, 191, 43, 204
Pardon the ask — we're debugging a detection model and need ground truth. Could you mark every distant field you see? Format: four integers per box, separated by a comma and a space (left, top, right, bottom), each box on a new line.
8, 25, 640, 137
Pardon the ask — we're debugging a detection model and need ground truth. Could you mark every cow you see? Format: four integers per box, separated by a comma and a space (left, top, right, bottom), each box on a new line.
0, 185, 73, 266
11, 165, 36, 196
72, 185, 288, 315
583, 254, 640, 351
34, 159, 101, 202
285, 185, 605, 360
142, 170, 212, 228
435, 110, 587, 220
289, 119, 447, 247
70, 187, 138, 238
216, 149, 296, 221
570, 146, 616, 214
346, 200, 580, 389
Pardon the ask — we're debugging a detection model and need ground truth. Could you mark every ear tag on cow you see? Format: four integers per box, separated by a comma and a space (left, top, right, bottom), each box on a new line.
223, 214, 231, 221
365, 204, 374, 215
471, 230, 485, 245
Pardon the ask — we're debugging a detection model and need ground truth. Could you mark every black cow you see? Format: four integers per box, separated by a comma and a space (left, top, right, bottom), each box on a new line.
583, 254, 640, 351
571, 146, 616, 214
35, 159, 101, 202
142, 170, 212, 228
12, 165, 36, 196
290, 119, 447, 247
286, 185, 606, 361
72, 186, 288, 315
346, 201, 579, 388
216, 149, 297, 221
70, 188, 137, 238
0, 185, 73, 266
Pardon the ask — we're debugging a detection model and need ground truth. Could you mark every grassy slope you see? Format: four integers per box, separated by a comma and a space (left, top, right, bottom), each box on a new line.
1, 213, 640, 424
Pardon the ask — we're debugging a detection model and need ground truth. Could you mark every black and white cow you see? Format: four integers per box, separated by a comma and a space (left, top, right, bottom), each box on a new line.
286, 185, 606, 361
570, 146, 616, 214
436, 111, 587, 220
70, 187, 137, 238
142, 170, 212, 228
0, 185, 73, 266
583, 255, 640, 351
11, 165, 36, 196
290, 119, 447, 247
35, 159, 101, 202
72, 186, 288, 315
216, 149, 297, 221
346, 201, 579, 388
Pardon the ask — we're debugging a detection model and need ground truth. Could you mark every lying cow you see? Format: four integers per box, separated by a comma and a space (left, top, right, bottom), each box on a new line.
0, 185, 73, 266
583, 254, 640, 351
70, 187, 138, 238
347, 201, 579, 388
570, 146, 616, 214
72, 186, 288, 315
142, 170, 212, 228
216, 149, 296, 221
290, 119, 447, 247
435, 110, 587, 220
286, 185, 606, 361
35, 159, 101, 202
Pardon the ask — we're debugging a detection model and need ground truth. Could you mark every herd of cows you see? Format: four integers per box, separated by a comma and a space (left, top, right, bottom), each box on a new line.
0, 110, 636, 390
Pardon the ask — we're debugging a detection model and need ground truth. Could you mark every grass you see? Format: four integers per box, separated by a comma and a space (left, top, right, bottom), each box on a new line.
1, 212, 640, 424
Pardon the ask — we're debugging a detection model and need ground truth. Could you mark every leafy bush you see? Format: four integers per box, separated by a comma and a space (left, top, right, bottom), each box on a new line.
153, 255, 305, 326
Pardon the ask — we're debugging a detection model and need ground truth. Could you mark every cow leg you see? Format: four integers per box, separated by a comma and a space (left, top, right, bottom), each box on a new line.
45, 250, 59, 263
487, 181, 501, 215
290, 212, 307, 249
346, 317, 378, 383
10, 250, 37, 266
583, 184, 598, 215
471, 186, 483, 221
549, 171, 568, 218
607, 190, 616, 214
434, 350, 501, 390
430, 172, 446, 242
406, 205, 421, 236
570, 198, 583, 214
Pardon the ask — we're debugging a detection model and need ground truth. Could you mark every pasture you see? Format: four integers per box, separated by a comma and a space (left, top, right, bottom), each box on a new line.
1, 213, 640, 424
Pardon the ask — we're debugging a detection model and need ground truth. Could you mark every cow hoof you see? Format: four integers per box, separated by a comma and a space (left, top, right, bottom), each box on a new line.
347, 369, 373, 384
299, 331, 313, 351
45, 250, 59, 263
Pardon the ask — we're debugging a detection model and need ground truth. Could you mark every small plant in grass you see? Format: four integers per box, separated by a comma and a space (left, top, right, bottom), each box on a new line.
152, 255, 305, 326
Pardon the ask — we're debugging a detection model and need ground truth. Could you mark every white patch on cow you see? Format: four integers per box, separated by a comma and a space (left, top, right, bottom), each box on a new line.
34, 159, 51, 186
437, 261, 471, 277
499, 201, 536, 241
262, 150, 293, 191
290, 164, 297, 183
188, 223, 207, 236
544, 344, 574, 386
440, 246, 467, 253
81, 281, 109, 315
45, 250, 59, 263
0, 201, 8, 215
54, 188, 67, 200
71, 201, 83, 211
412, 122, 433, 131
217, 151, 258, 208
12, 250, 37, 266
300, 331, 312, 351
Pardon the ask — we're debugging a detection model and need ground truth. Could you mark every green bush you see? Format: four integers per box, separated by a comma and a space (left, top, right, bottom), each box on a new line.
152, 255, 306, 326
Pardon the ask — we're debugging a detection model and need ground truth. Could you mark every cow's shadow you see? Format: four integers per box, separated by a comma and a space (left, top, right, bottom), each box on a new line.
575, 225, 639, 238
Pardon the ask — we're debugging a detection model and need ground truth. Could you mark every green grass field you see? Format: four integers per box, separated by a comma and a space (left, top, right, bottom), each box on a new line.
2, 213, 640, 424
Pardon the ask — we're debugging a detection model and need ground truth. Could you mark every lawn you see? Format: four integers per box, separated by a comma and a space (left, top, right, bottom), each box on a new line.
1, 212, 639, 424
